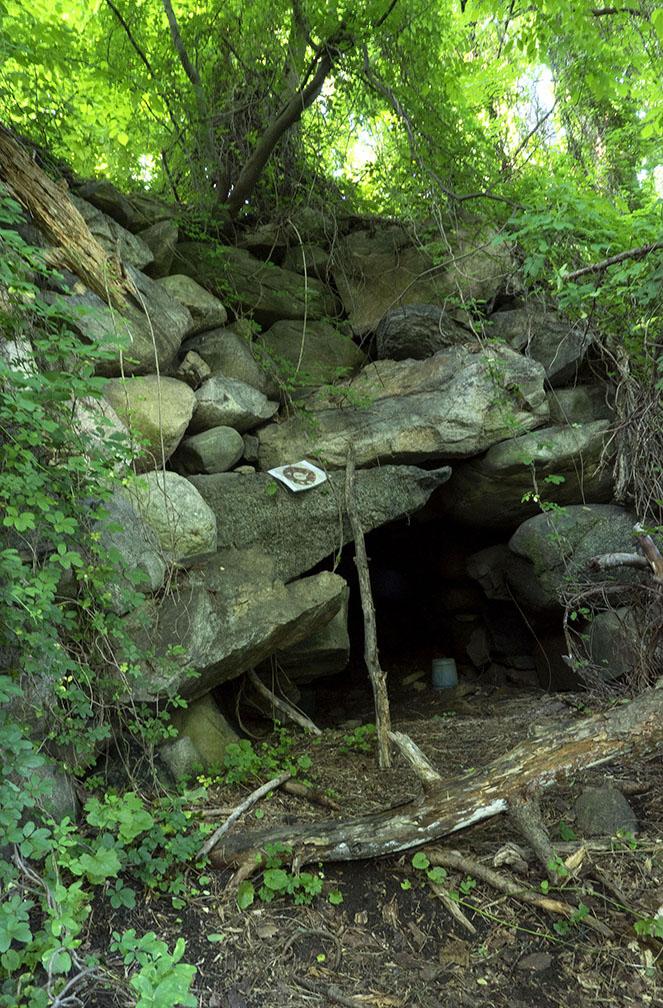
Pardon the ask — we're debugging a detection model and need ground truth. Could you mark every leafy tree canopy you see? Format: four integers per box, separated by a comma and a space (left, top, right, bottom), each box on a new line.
1, 0, 660, 223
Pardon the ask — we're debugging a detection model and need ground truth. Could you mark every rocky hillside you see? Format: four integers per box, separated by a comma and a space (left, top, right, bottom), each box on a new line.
5, 173, 653, 797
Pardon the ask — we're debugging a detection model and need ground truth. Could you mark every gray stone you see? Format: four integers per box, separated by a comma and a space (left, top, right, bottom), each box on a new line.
127, 470, 217, 561
103, 375, 196, 469
75, 179, 176, 231
586, 608, 650, 683
139, 219, 179, 277
273, 588, 350, 682
71, 395, 129, 471
71, 195, 154, 270
173, 242, 339, 327
123, 555, 348, 701
440, 421, 614, 528
158, 275, 228, 336
190, 375, 278, 434
507, 504, 641, 610
333, 224, 513, 336
58, 266, 192, 377
283, 242, 331, 280
0, 333, 35, 374
376, 304, 470, 360
32, 763, 78, 824
258, 345, 549, 470
242, 434, 260, 464
98, 489, 166, 611
547, 385, 614, 424
174, 350, 212, 389
173, 426, 244, 474
574, 786, 637, 837
161, 693, 238, 778
182, 328, 276, 397
466, 545, 511, 600
190, 466, 451, 583
237, 221, 289, 260
259, 319, 366, 391
488, 308, 593, 387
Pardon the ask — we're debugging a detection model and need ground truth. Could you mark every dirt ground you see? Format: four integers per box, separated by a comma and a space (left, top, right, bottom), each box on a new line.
83, 675, 663, 1008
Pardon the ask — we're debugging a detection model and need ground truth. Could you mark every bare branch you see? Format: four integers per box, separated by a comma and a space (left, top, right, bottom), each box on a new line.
197, 770, 292, 858
161, 0, 203, 89
592, 6, 650, 18
566, 241, 663, 281
587, 552, 650, 572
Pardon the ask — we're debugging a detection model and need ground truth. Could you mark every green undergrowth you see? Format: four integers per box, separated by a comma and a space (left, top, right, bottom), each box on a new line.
0, 192, 212, 1007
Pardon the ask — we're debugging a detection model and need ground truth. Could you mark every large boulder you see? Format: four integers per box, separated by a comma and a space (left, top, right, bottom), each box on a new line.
375, 304, 470, 361
56, 267, 191, 376
333, 225, 512, 336
173, 242, 339, 327
97, 489, 167, 613
190, 375, 278, 433
71, 195, 154, 270
172, 426, 244, 475
271, 588, 350, 682
123, 554, 347, 701
181, 328, 276, 398
127, 470, 217, 562
506, 504, 640, 610
283, 243, 331, 280
157, 275, 228, 336
71, 395, 130, 470
75, 179, 176, 232
258, 345, 549, 470
103, 375, 196, 469
547, 385, 614, 424
440, 421, 614, 528
190, 465, 451, 583
138, 219, 179, 278
488, 308, 593, 387
259, 319, 366, 392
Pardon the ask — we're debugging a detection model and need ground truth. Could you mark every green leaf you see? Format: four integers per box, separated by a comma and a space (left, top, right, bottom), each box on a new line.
411, 852, 430, 871
328, 889, 343, 905
263, 868, 290, 891
237, 880, 255, 910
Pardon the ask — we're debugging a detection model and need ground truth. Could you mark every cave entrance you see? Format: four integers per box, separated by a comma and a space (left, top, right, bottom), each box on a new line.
302, 513, 543, 727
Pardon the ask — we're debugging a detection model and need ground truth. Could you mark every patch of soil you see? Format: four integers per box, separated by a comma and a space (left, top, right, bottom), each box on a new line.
81, 683, 663, 1008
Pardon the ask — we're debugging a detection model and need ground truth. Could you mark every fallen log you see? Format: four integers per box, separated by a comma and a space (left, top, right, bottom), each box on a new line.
210, 684, 662, 868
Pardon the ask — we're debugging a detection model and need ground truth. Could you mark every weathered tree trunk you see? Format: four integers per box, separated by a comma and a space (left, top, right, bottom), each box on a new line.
210, 684, 663, 868
0, 126, 132, 309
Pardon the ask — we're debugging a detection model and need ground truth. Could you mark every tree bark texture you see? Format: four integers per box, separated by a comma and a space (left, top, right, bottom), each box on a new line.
210, 684, 663, 868
0, 126, 132, 309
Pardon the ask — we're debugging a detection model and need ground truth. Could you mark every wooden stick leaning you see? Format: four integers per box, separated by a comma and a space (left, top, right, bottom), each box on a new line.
197, 770, 292, 859
247, 669, 322, 736
344, 447, 392, 769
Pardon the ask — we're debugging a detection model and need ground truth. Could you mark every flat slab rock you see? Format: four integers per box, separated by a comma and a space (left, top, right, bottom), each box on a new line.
439, 420, 614, 528
123, 554, 347, 701
258, 344, 549, 469
190, 465, 451, 583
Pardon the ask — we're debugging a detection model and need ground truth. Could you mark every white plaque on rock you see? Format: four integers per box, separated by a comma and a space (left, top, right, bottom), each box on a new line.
267, 460, 328, 493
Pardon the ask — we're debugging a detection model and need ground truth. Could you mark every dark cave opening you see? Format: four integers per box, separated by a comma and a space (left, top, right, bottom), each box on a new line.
291, 512, 554, 728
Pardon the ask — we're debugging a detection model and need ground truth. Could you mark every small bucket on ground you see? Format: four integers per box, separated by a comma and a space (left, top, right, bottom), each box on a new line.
431, 657, 458, 689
